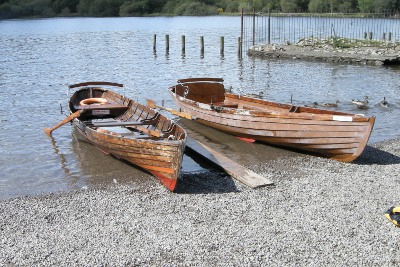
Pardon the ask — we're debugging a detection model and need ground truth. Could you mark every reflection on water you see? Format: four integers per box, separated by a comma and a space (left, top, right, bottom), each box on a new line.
0, 17, 399, 199
49, 135, 75, 179
70, 131, 154, 188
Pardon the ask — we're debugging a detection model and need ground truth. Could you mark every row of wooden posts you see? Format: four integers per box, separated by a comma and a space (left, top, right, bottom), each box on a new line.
152, 34, 243, 57
364, 32, 393, 41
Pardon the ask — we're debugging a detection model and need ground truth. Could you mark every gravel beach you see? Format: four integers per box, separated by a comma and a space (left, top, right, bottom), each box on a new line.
1, 138, 400, 266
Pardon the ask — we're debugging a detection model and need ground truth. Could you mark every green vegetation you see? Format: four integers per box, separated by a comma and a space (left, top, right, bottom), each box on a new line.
1, 0, 399, 19
298, 36, 396, 49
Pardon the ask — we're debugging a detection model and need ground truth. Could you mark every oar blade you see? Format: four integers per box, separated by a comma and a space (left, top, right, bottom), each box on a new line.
43, 128, 53, 135
43, 110, 82, 136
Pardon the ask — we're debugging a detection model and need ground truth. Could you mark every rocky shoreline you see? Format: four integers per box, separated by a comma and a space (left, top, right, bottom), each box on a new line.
248, 42, 400, 65
1, 138, 400, 266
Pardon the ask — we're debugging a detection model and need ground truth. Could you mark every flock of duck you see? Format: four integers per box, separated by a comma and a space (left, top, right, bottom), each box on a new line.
306, 96, 390, 110
233, 88, 391, 110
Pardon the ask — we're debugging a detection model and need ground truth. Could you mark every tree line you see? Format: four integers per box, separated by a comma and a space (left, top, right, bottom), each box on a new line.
1, 0, 399, 19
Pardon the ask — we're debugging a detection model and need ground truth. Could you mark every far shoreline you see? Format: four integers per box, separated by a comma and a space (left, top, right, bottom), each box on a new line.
2, 11, 399, 21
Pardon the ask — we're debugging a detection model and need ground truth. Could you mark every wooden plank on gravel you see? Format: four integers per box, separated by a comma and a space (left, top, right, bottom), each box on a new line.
186, 137, 274, 188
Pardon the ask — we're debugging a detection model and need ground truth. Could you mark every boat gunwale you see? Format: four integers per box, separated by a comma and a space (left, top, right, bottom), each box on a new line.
170, 90, 374, 123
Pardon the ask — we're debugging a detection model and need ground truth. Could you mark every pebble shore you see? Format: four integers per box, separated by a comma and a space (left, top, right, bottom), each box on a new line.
1, 138, 400, 266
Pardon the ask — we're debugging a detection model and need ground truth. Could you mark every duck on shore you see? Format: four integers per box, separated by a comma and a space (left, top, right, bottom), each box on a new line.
352, 96, 369, 109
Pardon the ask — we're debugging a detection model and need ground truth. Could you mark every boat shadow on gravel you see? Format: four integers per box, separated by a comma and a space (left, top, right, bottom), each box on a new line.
174, 171, 239, 194
174, 151, 239, 194
69, 135, 238, 194
353, 145, 400, 165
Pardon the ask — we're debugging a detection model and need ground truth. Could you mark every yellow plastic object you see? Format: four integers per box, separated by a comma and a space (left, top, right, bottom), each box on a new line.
384, 206, 400, 227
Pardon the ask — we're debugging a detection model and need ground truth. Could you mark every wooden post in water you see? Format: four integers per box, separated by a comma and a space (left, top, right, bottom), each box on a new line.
383, 32, 386, 41
368, 32, 373, 40
240, 8, 244, 57
268, 9, 271, 45
389, 32, 392, 42
200, 36, 204, 55
252, 9, 256, 47
182, 35, 186, 55
165, 34, 169, 54
238, 37, 242, 58
153, 34, 156, 52
220, 36, 224, 55
364, 32, 367, 39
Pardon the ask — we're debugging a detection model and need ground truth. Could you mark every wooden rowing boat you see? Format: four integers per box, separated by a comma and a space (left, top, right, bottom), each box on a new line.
68, 81, 186, 191
168, 78, 375, 162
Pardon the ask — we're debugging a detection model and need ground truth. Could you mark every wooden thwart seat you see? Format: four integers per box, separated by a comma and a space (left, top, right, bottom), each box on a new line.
84, 120, 154, 127
75, 103, 129, 112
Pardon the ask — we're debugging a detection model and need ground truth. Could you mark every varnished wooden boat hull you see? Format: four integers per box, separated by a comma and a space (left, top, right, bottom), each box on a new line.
169, 78, 374, 162
69, 82, 186, 191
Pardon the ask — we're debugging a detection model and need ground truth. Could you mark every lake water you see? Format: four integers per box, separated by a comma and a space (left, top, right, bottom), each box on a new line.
0, 17, 399, 199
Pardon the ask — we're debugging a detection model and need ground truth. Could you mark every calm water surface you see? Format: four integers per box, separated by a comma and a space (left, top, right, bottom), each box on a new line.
0, 17, 399, 199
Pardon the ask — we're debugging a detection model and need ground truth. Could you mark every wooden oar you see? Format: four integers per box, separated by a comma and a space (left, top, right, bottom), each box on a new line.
146, 99, 195, 120
43, 110, 83, 135
127, 125, 166, 138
